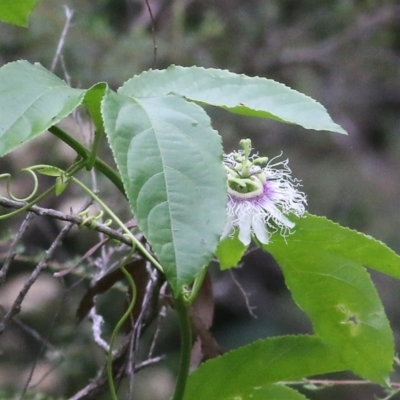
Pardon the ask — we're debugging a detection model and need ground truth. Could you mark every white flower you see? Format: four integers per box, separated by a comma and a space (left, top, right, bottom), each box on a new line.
221, 139, 307, 246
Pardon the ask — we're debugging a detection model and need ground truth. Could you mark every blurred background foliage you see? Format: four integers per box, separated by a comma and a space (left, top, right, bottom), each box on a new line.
1, 0, 400, 399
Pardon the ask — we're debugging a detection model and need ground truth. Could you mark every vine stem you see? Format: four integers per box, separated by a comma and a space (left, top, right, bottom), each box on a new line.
0, 186, 54, 220
107, 262, 137, 400
70, 176, 164, 273
48, 126, 126, 196
172, 295, 192, 400
186, 266, 207, 306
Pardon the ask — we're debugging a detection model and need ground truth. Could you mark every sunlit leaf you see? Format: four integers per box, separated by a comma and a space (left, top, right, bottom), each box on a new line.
102, 90, 226, 295
0, 0, 38, 27
216, 231, 247, 270
184, 335, 345, 400
229, 385, 310, 400
0, 61, 86, 157
119, 66, 346, 134
264, 213, 396, 384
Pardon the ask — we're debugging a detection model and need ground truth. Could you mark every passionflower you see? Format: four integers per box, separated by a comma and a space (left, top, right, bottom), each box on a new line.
221, 139, 307, 246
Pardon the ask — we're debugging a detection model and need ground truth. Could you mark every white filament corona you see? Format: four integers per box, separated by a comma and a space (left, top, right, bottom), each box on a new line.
222, 143, 307, 246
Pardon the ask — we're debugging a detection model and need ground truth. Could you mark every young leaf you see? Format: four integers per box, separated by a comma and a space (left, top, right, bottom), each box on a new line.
119, 66, 346, 134
102, 90, 227, 296
36, 166, 63, 177
0, 0, 38, 27
83, 82, 107, 135
264, 213, 396, 385
83, 82, 108, 169
184, 335, 346, 400
0, 61, 86, 157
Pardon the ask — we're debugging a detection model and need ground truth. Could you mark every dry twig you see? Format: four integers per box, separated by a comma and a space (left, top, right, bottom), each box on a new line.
0, 221, 74, 335
0, 197, 133, 246
51, 6, 74, 72
0, 212, 34, 286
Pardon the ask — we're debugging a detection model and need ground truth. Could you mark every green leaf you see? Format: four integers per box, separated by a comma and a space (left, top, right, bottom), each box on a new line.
119, 66, 346, 134
0, 61, 86, 157
83, 83, 108, 169
102, 90, 227, 296
216, 231, 247, 270
36, 166, 63, 177
264, 213, 396, 385
55, 175, 69, 196
83, 82, 107, 135
229, 385, 310, 400
184, 335, 346, 400
0, 0, 38, 27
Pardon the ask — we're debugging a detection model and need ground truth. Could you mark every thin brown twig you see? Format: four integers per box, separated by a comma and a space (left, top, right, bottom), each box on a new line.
144, 0, 157, 68
0, 221, 74, 335
0, 197, 133, 247
135, 355, 166, 370
51, 6, 74, 72
0, 212, 34, 286
26, 357, 65, 391
68, 337, 165, 400
0, 306, 58, 352
148, 281, 168, 359
126, 262, 157, 394
19, 219, 80, 399
278, 5, 400, 67
229, 268, 258, 319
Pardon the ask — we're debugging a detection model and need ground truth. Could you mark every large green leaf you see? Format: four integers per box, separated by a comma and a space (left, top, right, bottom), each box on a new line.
184, 335, 346, 400
264, 214, 396, 384
0, 61, 86, 157
119, 66, 346, 134
0, 0, 38, 27
102, 90, 227, 295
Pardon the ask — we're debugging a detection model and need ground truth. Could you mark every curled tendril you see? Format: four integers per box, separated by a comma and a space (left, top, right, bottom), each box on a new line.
0, 169, 39, 202
78, 208, 107, 229
0, 164, 71, 221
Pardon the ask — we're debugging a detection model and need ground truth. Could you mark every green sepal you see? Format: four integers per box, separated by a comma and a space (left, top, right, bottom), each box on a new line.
216, 230, 248, 270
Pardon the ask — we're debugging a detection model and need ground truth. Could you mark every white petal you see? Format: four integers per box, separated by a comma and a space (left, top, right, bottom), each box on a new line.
261, 201, 295, 229
252, 216, 270, 244
238, 214, 252, 246
221, 215, 235, 240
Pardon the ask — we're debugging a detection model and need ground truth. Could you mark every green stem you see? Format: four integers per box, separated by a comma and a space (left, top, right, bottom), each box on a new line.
107, 262, 137, 400
70, 176, 164, 272
87, 129, 103, 171
172, 295, 192, 400
48, 126, 126, 196
186, 267, 207, 306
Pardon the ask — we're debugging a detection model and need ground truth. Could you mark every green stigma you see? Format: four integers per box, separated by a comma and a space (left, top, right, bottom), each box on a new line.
227, 139, 269, 196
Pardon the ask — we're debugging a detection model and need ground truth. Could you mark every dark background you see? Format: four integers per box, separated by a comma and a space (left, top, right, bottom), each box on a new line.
1, 1, 400, 399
